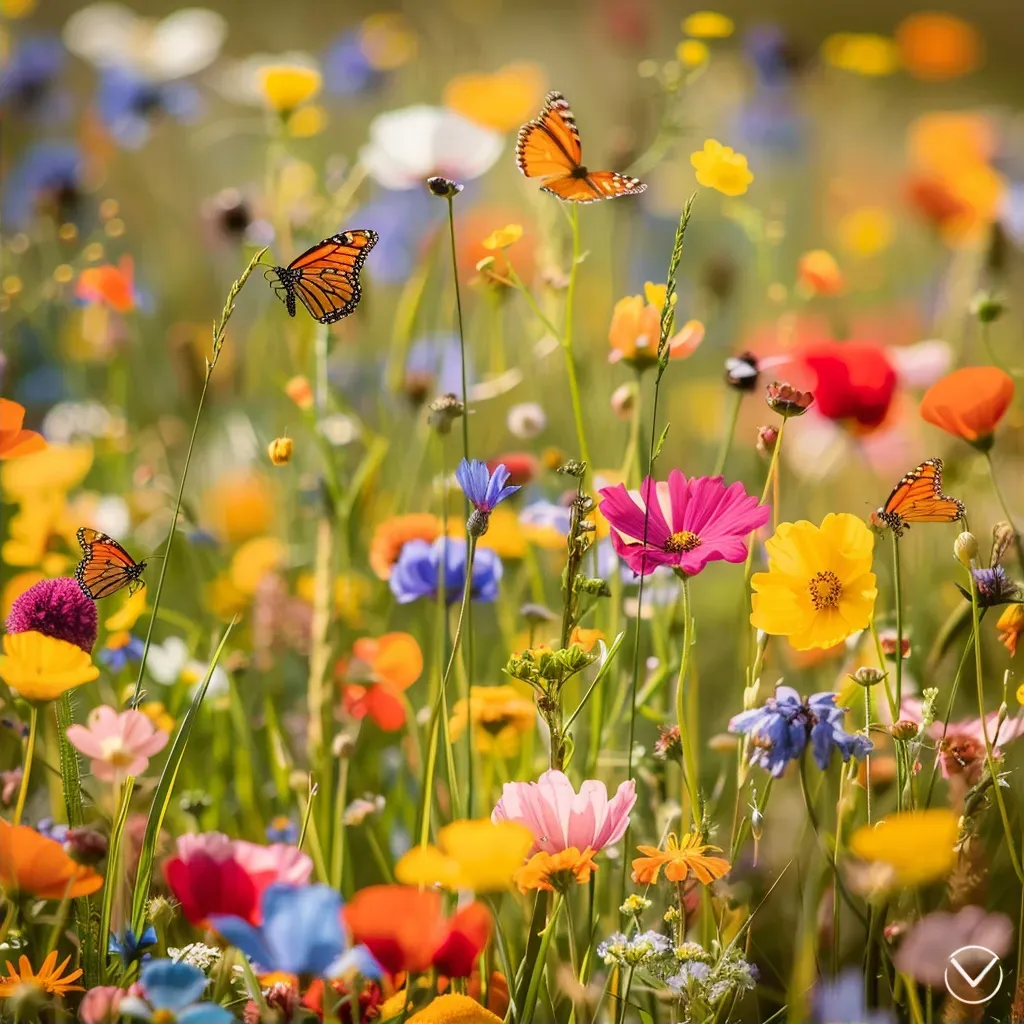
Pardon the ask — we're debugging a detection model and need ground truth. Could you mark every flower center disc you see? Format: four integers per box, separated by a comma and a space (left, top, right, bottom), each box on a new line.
808, 570, 842, 610
665, 530, 701, 554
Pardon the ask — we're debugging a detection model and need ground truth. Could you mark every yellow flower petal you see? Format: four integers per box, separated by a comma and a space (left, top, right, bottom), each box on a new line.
0, 631, 99, 702
690, 139, 753, 197
435, 819, 533, 893
481, 224, 524, 251
822, 33, 900, 76
287, 104, 326, 138
257, 64, 321, 113
230, 536, 287, 596
676, 39, 710, 67
395, 845, 462, 889
849, 810, 958, 886
408, 994, 503, 1024
104, 587, 147, 632
681, 11, 734, 38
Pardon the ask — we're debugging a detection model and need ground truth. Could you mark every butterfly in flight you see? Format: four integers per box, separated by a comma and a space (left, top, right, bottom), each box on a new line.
516, 91, 647, 203
870, 458, 966, 537
75, 528, 147, 600
266, 229, 378, 324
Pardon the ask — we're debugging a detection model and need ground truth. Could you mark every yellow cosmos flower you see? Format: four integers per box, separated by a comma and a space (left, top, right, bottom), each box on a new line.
395, 819, 532, 893
449, 684, 536, 758
257, 64, 322, 113
444, 63, 545, 132
230, 537, 288, 596
682, 11, 734, 38
105, 587, 147, 632
849, 809, 958, 886
676, 39, 710, 67
822, 33, 900, 76
690, 140, 753, 197
481, 224, 524, 251
751, 513, 877, 651
0, 631, 99, 702
408, 994, 503, 1024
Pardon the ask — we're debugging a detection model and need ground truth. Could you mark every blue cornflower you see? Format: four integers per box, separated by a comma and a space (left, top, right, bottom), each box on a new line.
1, 142, 83, 230
100, 634, 145, 672
265, 815, 299, 844
118, 959, 232, 1024
813, 970, 895, 1024
457, 459, 520, 537
110, 924, 157, 966
0, 35, 68, 121
728, 686, 872, 777
322, 29, 383, 96
96, 67, 200, 149
209, 883, 381, 978
389, 537, 502, 605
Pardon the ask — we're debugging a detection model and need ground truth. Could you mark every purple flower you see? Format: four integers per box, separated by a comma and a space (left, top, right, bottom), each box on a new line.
96, 67, 200, 149
456, 459, 521, 535
959, 566, 1022, 607
6, 577, 98, 653
2, 142, 83, 230
349, 190, 440, 285
36, 816, 69, 843
389, 537, 502, 605
813, 970, 894, 1024
322, 30, 383, 96
728, 686, 872, 777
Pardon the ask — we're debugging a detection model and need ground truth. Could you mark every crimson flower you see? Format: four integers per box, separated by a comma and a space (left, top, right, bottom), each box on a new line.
801, 339, 897, 431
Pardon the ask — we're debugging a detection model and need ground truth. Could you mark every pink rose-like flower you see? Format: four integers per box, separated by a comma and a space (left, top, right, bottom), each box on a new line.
79, 985, 126, 1024
66, 706, 169, 782
491, 769, 636, 856
598, 470, 770, 577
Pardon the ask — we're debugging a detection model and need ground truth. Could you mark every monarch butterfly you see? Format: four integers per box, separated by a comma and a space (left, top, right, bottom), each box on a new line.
266, 229, 378, 325
75, 528, 147, 600
870, 458, 966, 537
516, 92, 647, 203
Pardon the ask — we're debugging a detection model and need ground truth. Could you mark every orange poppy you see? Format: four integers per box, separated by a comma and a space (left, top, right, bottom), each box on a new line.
0, 400, 46, 461
75, 256, 135, 313
369, 514, 443, 580
919, 366, 1014, 445
895, 13, 982, 81
631, 832, 731, 886
344, 885, 491, 978
339, 632, 422, 731
513, 847, 598, 893
0, 819, 103, 898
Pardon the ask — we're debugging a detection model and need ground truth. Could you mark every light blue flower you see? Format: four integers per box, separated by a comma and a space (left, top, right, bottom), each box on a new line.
119, 960, 233, 1024
389, 537, 502, 605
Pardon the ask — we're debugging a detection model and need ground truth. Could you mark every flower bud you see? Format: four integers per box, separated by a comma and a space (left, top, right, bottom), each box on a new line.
878, 631, 910, 660
332, 732, 356, 759
756, 424, 778, 457
991, 521, 1016, 568
557, 459, 587, 478
765, 381, 814, 418
970, 290, 1006, 323
611, 382, 637, 420
267, 436, 294, 466
467, 508, 491, 537
427, 393, 465, 435
889, 720, 918, 741
426, 176, 463, 198
654, 724, 683, 763
851, 666, 886, 687
284, 375, 314, 410
953, 531, 978, 568
750, 807, 765, 842
725, 352, 759, 391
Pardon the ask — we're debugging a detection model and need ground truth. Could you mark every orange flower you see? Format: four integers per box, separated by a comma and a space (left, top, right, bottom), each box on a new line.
569, 627, 604, 652
513, 847, 598, 893
370, 514, 443, 580
631, 832, 731, 885
608, 284, 703, 370
896, 13, 982, 81
339, 632, 422, 731
0, 818, 103, 898
75, 255, 135, 313
920, 366, 1014, 446
0, 950, 84, 998
998, 604, 1024, 657
0, 399, 46, 460
797, 250, 844, 296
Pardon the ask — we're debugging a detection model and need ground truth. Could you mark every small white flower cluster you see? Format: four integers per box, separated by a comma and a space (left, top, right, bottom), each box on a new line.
168, 942, 222, 972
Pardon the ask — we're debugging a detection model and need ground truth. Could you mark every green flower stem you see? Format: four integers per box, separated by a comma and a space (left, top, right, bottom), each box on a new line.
713, 389, 743, 476
984, 451, 1024, 569
674, 576, 701, 830
759, 416, 786, 520
562, 205, 590, 470
520, 893, 564, 1024
864, 686, 872, 825
923, 631, 975, 809
969, 572, 1024, 883
12, 703, 38, 827
891, 532, 905, 712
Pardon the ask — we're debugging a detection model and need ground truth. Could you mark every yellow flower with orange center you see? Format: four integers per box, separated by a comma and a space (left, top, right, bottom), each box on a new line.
513, 847, 598, 893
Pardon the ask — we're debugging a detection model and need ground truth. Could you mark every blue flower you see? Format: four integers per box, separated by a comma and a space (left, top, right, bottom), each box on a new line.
209, 883, 381, 978
96, 68, 201, 149
100, 634, 145, 672
322, 30, 383, 96
1, 142, 83, 230
118, 959, 233, 1024
265, 815, 298, 844
36, 816, 68, 843
389, 537, 502, 605
109, 924, 157, 966
813, 970, 895, 1024
0, 35, 68, 121
728, 686, 872, 777
457, 459, 520, 536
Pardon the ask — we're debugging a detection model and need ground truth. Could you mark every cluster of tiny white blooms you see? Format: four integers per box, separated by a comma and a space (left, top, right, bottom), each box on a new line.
598, 931, 676, 975
668, 943, 758, 1005
168, 942, 222, 971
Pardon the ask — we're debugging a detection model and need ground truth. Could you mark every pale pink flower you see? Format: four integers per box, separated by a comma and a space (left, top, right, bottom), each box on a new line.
66, 706, 169, 782
491, 769, 636, 856
79, 985, 126, 1024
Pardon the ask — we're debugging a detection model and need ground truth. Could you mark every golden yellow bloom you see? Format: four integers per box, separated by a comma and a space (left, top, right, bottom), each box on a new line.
998, 604, 1024, 657
105, 587, 147, 632
203, 471, 275, 543
849, 809, 958, 886
0, 631, 99, 702
230, 536, 288, 596
514, 847, 598, 893
206, 573, 249, 621
1, 443, 93, 502
449, 685, 536, 758
690, 140, 753, 196
444, 63, 545, 132
267, 436, 294, 466
751, 513, 877, 651
821, 33, 900, 76
287, 104, 326, 138
139, 701, 174, 734
608, 284, 703, 369
837, 207, 894, 257
682, 11, 734, 37
676, 39, 710, 67
1, 493, 77, 572
408, 994, 503, 1024
569, 627, 604, 652
0, 951, 83, 998
481, 224, 524, 251
258, 64, 322, 113
395, 819, 532, 893
476, 507, 526, 560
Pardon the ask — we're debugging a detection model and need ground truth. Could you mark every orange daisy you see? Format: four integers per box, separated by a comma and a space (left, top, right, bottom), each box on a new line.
513, 847, 598, 893
0, 950, 84, 997
369, 514, 443, 580
631, 833, 731, 886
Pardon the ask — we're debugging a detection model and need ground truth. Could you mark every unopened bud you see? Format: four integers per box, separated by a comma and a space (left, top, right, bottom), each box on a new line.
765, 381, 814, 418
427, 393, 465, 435
557, 459, 587, 478
879, 631, 910, 660
267, 436, 294, 466
889, 720, 918, 741
467, 508, 491, 537
970, 290, 1006, 323
750, 808, 765, 842
851, 666, 886, 688
63, 826, 108, 865
426, 176, 463, 198
954, 531, 978, 568
611, 382, 637, 420
992, 522, 1016, 568
756, 424, 778, 457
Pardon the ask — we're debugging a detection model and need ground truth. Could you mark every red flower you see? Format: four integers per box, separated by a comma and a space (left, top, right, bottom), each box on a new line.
344, 885, 491, 978
801, 340, 897, 430
487, 453, 539, 487
338, 633, 423, 732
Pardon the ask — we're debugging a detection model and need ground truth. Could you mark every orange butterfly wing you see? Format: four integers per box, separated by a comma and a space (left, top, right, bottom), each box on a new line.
516, 92, 646, 204
75, 527, 147, 600
872, 459, 965, 535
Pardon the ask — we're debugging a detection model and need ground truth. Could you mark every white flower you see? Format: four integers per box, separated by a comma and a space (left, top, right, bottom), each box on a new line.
63, 4, 227, 81
184, 659, 230, 699
507, 402, 547, 439
146, 637, 189, 686
359, 106, 504, 190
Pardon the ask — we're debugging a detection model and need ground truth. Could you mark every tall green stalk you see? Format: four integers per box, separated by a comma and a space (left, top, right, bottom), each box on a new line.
562, 205, 590, 470
674, 576, 701, 830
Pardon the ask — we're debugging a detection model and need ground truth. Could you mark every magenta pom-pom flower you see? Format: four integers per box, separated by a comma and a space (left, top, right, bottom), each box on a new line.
598, 470, 770, 577
5, 577, 98, 653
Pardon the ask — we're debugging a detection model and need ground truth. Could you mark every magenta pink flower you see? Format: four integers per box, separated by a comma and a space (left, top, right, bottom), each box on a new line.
6, 577, 97, 653
65, 706, 169, 782
598, 470, 770, 577
491, 769, 636, 856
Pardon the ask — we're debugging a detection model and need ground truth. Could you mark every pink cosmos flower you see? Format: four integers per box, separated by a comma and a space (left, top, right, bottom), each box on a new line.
598, 470, 770, 577
491, 769, 636, 856
66, 706, 169, 782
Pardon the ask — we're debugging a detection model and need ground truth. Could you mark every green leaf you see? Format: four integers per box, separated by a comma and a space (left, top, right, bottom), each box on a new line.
652, 422, 671, 462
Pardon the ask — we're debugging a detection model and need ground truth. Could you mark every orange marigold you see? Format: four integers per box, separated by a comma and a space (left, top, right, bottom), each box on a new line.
369, 514, 443, 580
513, 847, 597, 893
631, 833, 731, 885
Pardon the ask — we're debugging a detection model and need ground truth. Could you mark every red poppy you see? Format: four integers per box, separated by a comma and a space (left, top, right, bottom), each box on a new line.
338, 633, 423, 731
487, 453, 539, 487
344, 885, 491, 978
801, 340, 898, 430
